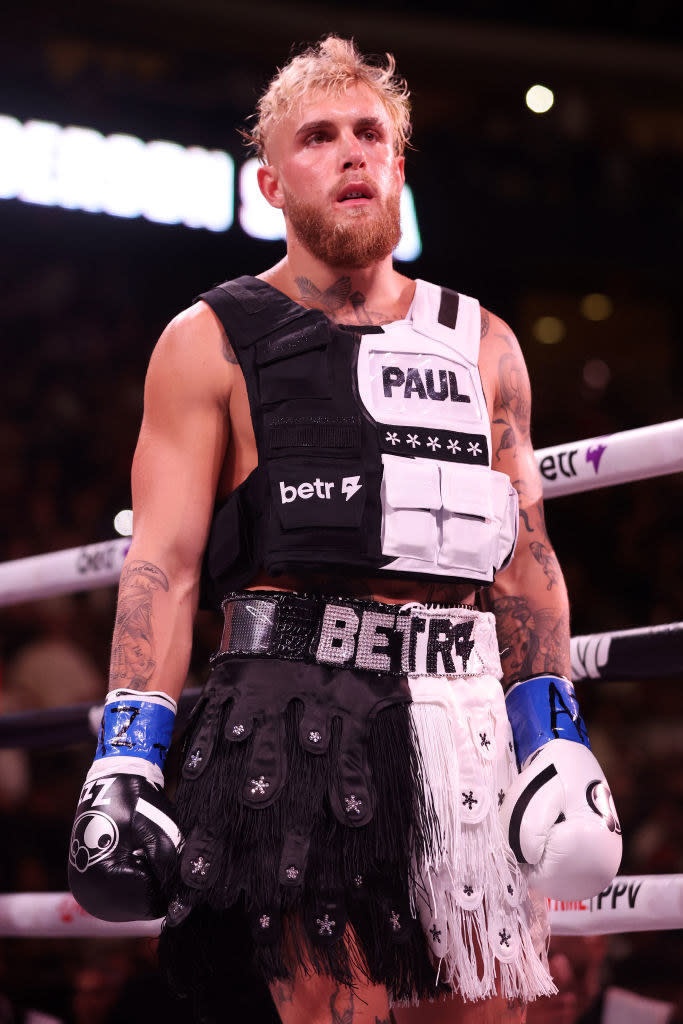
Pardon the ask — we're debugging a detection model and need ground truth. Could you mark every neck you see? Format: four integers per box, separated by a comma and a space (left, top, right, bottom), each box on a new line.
259, 244, 414, 326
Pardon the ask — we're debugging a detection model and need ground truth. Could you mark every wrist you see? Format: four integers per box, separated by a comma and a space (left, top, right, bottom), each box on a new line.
505, 673, 591, 769
94, 688, 177, 774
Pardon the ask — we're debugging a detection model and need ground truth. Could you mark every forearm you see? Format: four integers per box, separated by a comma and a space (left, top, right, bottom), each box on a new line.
482, 498, 570, 688
108, 553, 198, 701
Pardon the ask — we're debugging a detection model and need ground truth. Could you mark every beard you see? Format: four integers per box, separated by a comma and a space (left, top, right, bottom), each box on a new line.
284, 186, 402, 269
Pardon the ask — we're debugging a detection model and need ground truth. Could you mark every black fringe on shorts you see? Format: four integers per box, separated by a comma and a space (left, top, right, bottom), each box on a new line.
158, 657, 443, 1018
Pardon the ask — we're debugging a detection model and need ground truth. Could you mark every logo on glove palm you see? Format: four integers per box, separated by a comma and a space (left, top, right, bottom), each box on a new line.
586, 780, 622, 834
69, 811, 120, 873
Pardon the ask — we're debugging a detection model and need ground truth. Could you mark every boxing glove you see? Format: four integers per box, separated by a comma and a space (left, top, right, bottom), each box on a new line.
500, 674, 622, 901
68, 688, 181, 921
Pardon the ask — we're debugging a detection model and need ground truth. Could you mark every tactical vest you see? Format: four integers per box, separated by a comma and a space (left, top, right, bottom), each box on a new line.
199, 276, 518, 608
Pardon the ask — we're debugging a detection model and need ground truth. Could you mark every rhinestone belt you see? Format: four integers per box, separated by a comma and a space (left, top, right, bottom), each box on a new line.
212, 590, 496, 678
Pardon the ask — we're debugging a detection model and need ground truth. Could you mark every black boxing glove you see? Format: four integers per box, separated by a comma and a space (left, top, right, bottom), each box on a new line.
68, 689, 181, 922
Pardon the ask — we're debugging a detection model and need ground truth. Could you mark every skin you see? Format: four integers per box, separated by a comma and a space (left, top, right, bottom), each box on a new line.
111, 81, 569, 1022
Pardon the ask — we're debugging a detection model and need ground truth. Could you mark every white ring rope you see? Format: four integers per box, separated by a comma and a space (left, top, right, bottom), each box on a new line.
534, 418, 682, 499
1, 875, 681, 938
0, 419, 680, 609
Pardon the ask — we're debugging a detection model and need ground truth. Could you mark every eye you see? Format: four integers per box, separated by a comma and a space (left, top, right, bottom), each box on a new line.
306, 131, 327, 146
361, 130, 379, 142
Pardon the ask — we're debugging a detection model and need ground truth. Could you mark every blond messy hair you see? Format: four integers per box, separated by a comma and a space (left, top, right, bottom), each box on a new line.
244, 35, 412, 161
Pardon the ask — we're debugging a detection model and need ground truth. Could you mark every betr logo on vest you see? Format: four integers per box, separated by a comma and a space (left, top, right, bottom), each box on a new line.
279, 475, 362, 504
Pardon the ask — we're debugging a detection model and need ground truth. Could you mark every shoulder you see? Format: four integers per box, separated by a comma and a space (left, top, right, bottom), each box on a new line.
146, 301, 236, 404
478, 308, 531, 401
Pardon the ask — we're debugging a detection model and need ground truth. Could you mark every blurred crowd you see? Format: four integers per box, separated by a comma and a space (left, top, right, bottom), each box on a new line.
0, 251, 681, 1023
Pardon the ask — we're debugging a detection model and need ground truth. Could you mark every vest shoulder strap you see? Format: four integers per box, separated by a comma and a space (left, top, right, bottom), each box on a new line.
412, 279, 481, 367
197, 275, 311, 350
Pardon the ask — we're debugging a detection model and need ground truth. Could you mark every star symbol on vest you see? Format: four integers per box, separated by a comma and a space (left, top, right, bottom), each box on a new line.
462, 790, 477, 809
498, 789, 505, 807
426, 435, 441, 451
429, 924, 442, 943
468, 441, 482, 457
250, 775, 270, 796
447, 438, 461, 454
316, 914, 335, 936
479, 732, 490, 749
499, 928, 511, 947
406, 433, 420, 448
463, 884, 474, 896
187, 749, 202, 769
344, 794, 362, 815
385, 431, 400, 446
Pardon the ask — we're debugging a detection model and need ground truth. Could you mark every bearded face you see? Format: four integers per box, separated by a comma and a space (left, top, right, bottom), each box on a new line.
283, 181, 402, 269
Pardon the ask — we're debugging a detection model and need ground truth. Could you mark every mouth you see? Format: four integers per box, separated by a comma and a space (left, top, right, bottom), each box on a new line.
335, 182, 375, 206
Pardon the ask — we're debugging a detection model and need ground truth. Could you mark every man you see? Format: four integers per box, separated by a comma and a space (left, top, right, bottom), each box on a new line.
68, 36, 621, 1024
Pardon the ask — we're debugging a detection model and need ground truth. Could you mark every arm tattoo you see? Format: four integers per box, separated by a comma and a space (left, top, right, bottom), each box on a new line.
489, 595, 569, 684
493, 416, 516, 462
109, 560, 169, 691
480, 308, 490, 338
498, 351, 530, 439
529, 540, 561, 590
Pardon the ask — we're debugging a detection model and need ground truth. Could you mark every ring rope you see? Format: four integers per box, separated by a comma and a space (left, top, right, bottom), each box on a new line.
0, 419, 680, 609
1, 875, 680, 938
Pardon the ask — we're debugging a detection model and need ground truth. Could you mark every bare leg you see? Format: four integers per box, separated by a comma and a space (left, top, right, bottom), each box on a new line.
270, 973, 391, 1024
393, 993, 527, 1024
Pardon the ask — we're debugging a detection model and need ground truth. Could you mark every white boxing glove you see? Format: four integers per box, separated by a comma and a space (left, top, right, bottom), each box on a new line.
500, 675, 622, 901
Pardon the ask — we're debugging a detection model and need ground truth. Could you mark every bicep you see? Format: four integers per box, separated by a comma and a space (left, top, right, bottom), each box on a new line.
485, 316, 543, 512
128, 313, 231, 581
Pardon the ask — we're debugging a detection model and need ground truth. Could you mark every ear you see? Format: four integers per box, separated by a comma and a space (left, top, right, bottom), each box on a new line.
257, 164, 285, 210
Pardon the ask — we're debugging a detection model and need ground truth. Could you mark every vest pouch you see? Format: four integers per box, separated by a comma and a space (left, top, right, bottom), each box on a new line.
381, 454, 441, 564
439, 464, 517, 578
256, 318, 331, 404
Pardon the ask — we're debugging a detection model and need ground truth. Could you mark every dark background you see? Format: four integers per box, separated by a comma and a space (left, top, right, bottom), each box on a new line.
0, 2, 681, 1022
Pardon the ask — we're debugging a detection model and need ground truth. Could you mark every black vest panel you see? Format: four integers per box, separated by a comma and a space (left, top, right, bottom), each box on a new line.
200, 277, 387, 607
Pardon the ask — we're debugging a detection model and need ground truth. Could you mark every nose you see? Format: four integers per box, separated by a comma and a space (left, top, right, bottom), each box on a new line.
341, 130, 365, 171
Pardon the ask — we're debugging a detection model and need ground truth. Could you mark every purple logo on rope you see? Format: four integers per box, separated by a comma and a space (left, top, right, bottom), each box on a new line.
585, 444, 607, 474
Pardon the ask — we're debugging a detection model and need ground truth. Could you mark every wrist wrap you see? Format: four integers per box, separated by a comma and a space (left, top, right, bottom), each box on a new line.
94, 689, 177, 771
505, 674, 591, 769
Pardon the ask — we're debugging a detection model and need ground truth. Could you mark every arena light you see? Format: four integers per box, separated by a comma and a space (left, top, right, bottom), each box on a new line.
525, 85, 554, 114
238, 157, 421, 260
0, 115, 234, 231
113, 510, 134, 537
532, 315, 565, 344
580, 293, 614, 322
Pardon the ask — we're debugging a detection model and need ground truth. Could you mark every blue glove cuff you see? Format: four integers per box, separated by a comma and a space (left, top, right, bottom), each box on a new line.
505, 674, 591, 769
94, 689, 176, 771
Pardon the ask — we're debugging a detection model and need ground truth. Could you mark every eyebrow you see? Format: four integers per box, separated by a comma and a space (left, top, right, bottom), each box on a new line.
294, 116, 386, 139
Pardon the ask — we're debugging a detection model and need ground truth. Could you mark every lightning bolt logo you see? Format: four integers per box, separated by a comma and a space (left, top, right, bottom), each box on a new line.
341, 476, 363, 501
